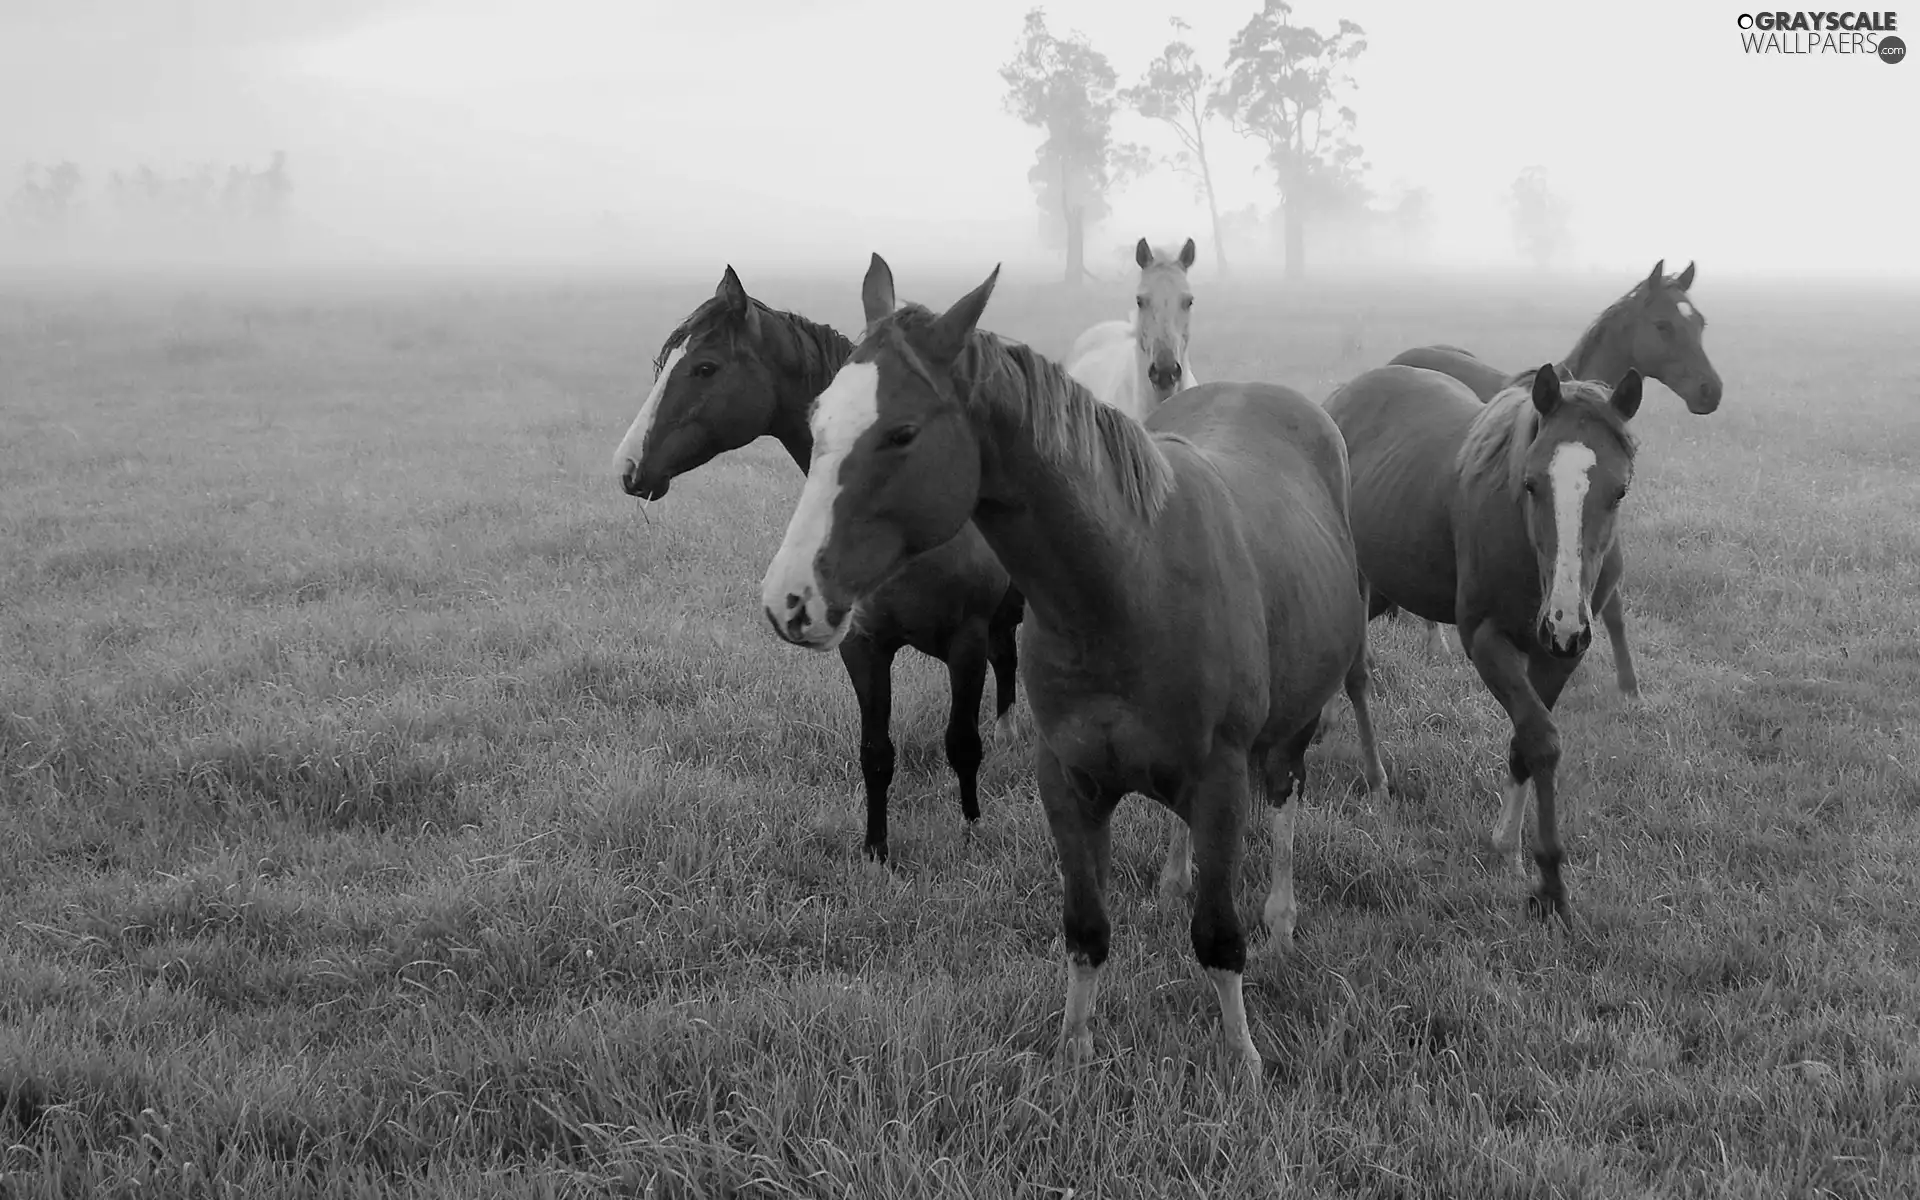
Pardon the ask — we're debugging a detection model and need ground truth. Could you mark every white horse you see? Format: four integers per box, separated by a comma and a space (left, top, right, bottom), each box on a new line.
1065, 237, 1202, 421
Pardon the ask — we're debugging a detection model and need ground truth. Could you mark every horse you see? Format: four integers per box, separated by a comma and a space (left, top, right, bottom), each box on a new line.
758, 254, 1387, 1083
1325, 362, 1642, 925
610, 264, 1026, 865
1383, 259, 1721, 686
1065, 237, 1202, 422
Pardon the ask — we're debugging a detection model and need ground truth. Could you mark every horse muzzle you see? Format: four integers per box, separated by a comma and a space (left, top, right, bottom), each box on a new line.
618, 457, 670, 502
1537, 617, 1592, 659
1685, 375, 1724, 415
1146, 359, 1183, 396
762, 583, 850, 650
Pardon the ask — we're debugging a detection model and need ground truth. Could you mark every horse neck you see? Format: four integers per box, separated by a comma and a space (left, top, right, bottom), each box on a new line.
1561, 302, 1636, 384
763, 314, 854, 471
965, 389, 1153, 633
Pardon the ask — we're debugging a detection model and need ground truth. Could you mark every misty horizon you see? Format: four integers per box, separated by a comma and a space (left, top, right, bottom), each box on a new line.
1, 0, 1913, 279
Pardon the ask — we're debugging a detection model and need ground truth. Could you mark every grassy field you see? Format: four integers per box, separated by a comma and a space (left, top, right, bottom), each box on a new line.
3, 264, 1919, 1198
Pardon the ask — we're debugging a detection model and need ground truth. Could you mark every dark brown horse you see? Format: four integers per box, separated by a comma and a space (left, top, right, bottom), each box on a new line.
1326, 363, 1641, 924
611, 266, 1024, 864
1384, 259, 1720, 689
760, 255, 1386, 1082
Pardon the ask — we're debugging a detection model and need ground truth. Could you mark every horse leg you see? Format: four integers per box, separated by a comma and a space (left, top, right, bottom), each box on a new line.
838, 633, 899, 864
1525, 652, 1585, 924
1595, 542, 1638, 699
942, 620, 989, 828
1335, 575, 1392, 732
1465, 624, 1573, 924
1344, 634, 1389, 800
987, 587, 1025, 742
1187, 748, 1261, 1084
1157, 820, 1194, 901
1258, 719, 1319, 946
1038, 747, 1119, 1066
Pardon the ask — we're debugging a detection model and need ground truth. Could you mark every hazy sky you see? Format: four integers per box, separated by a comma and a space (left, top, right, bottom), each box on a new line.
1, 0, 1913, 274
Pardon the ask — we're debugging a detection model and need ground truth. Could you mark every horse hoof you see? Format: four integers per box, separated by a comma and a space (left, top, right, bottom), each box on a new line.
862, 843, 889, 867
1062, 1031, 1095, 1066
1227, 1041, 1265, 1088
1526, 889, 1573, 926
1261, 902, 1298, 946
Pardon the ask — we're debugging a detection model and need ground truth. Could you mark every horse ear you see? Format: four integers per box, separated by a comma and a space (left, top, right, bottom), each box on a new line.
1530, 363, 1562, 416
1135, 238, 1154, 269
1610, 369, 1644, 421
717, 264, 748, 310
1178, 238, 1197, 270
1674, 260, 1696, 291
1555, 363, 1575, 382
718, 264, 760, 337
925, 265, 1000, 364
861, 253, 897, 328
1644, 259, 1665, 292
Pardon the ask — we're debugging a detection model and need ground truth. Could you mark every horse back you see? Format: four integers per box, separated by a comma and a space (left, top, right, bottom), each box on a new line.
1388, 346, 1509, 402
1151, 381, 1349, 518
1324, 365, 1484, 624
1067, 319, 1132, 368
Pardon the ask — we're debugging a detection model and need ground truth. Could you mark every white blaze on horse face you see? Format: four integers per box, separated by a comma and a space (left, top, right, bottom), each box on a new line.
612, 347, 683, 474
1544, 442, 1599, 645
760, 361, 880, 648
1676, 299, 1697, 321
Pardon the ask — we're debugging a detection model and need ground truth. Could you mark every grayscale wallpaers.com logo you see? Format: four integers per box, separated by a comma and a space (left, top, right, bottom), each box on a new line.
1736, 11, 1905, 60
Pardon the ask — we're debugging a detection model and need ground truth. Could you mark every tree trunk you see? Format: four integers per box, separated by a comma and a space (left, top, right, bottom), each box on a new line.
1198, 151, 1229, 278
1283, 204, 1306, 281
1065, 204, 1086, 287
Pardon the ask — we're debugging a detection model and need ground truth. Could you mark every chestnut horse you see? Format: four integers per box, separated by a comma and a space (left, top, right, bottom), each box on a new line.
760, 255, 1385, 1082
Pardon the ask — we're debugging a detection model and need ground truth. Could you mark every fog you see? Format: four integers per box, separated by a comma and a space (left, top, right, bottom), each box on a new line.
2, 0, 1913, 280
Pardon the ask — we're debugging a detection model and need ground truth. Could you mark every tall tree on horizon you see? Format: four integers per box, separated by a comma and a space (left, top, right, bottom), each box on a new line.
1122, 17, 1232, 277
1000, 8, 1148, 286
1216, 0, 1368, 280
1508, 165, 1572, 271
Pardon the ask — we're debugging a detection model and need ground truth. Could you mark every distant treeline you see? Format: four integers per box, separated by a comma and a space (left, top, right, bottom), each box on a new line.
4, 152, 293, 257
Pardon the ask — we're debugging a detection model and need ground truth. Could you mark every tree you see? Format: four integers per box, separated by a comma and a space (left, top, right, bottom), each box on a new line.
5, 161, 85, 238
1000, 8, 1148, 285
1216, 0, 1368, 280
1508, 165, 1571, 271
1387, 183, 1435, 259
1121, 18, 1231, 277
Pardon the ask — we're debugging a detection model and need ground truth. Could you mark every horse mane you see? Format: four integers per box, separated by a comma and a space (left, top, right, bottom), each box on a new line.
1457, 379, 1639, 498
652, 295, 852, 394
882, 303, 1175, 521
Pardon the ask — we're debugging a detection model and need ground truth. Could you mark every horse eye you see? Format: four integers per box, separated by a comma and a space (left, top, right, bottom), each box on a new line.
883, 424, 918, 449
1523, 480, 1538, 495
1654, 321, 1674, 335
691, 361, 719, 379
1135, 297, 1147, 309
1181, 297, 1194, 310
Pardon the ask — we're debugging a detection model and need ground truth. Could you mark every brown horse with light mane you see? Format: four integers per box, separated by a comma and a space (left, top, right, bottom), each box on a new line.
1384, 259, 1721, 692
1327, 362, 1642, 926
759, 255, 1386, 1083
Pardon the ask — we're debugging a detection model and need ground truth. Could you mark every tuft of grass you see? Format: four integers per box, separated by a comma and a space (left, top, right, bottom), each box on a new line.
3, 271, 1919, 1197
